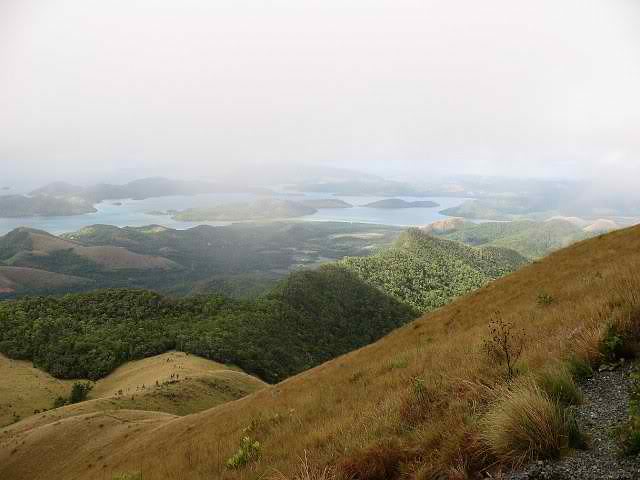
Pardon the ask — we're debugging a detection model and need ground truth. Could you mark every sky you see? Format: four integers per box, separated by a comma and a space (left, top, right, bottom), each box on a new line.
1, 0, 639, 186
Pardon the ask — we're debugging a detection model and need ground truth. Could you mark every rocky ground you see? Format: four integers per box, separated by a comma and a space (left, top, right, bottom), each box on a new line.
507, 363, 640, 480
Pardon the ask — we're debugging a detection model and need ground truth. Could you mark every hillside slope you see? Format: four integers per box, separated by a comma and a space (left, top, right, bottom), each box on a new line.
0, 266, 92, 294
2, 226, 639, 479
435, 219, 592, 258
0, 227, 179, 275
341, 229, 527, 311
1, 222, 403, 298
0, 351, 265, 429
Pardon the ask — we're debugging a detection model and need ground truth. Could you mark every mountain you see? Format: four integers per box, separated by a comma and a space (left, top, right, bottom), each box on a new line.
2, 223, 638, 480
433, 219, 594, 258
173, 198, 317, 221
583, 218, 619, 234
0, 194, 96, 218
341, 229, 527, 311
31, 177, 270, 204
0, 227, 179, 279
362, 199, 440, 209
0, 222, 403, 298
439, 198, 516, 220
0, 266, 415, 383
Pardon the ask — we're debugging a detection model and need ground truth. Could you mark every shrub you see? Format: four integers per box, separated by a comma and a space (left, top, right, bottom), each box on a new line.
482, 315, 526, 380
537, 292, 554, 307
601, 324, 624, 361
388, 356, 409, 369
69, 382, 94, 404
480, 381, 582, 466
52, 396, 68, 409
537, 366, 583, 406
112, 473, 142, 480
566, 356, 593, 382
616, 371, 640, 455
226, 436, 261, 469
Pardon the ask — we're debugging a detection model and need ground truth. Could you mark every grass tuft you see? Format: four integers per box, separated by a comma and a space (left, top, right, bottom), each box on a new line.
537, 365, 583, 406
337, 441, 406, 480
480, 380, 580, 466
566, 356, 593, 382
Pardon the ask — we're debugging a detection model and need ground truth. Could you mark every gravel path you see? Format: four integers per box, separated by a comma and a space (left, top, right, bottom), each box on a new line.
507, 364, 640, 480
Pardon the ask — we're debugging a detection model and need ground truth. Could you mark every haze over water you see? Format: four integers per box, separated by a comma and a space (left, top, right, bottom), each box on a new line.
0, 193, 468, 235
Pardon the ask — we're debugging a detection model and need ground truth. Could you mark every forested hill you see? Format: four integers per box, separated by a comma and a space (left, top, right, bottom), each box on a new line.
341, 229, 528, 312
0, 266, 414, 383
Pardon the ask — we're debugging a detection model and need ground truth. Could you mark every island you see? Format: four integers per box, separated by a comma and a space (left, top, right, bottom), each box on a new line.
362, 199, 439, 209
172, 199, 317, 221
0, 194, 97, 218
299, 199, 353, 209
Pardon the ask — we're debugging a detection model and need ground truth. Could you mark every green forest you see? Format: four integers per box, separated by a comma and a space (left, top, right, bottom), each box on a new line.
0, 267, 414, 383
340, 229, 527, 311
0, 226, 531, 388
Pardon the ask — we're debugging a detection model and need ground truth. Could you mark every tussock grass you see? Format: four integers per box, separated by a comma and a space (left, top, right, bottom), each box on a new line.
536, 365, 583, 406
479, 381, 573, 466
4, 226, 640, 480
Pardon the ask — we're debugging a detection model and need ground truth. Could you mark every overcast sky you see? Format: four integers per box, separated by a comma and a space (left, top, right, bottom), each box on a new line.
1, 0, 639, 185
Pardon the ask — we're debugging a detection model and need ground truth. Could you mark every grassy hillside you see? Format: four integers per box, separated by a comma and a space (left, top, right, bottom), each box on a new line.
0, 351, 264, 428
341, 229, 527, 311
0, 227, 179, 282
436, 219, 592, 258
0, 222, 403, 298
0, 353, 73, 427
2, 225, 638, 480
0, 266, 92, 294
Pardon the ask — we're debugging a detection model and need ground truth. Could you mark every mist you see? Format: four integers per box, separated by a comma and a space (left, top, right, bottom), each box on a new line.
1, 0, 640, 187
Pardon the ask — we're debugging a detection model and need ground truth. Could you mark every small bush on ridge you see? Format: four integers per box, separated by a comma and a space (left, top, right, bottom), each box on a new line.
482, 315, 526, 380
226, 436, 261, 469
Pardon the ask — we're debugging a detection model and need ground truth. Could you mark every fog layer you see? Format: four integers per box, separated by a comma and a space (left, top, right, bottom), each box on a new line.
1, 0, 639, 184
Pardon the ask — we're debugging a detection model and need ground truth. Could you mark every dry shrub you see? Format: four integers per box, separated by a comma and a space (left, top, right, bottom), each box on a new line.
337, 441, 406, 480
479, 381, 570, 466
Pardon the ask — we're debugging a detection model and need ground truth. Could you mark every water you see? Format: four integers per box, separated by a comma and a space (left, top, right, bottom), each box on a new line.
0, 192, 470, 235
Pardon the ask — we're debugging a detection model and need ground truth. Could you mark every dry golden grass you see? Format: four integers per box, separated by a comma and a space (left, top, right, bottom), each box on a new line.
479, 380, 569, 466
2, 226, 640, 480
0, 352, 265, 431
0, 353, 74, 427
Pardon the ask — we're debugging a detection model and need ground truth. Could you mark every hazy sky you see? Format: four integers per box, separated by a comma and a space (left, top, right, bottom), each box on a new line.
1, 0, 639, 185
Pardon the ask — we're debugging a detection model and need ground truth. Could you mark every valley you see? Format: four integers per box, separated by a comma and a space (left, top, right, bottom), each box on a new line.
2, 222, 639, 480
